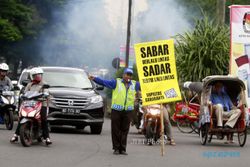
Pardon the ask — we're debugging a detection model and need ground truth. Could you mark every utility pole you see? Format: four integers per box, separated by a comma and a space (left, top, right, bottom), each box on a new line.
217, 0, 226, 25
125, 0, 132, 68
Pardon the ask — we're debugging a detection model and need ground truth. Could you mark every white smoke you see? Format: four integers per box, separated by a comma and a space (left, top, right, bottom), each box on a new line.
133, 0, 190, 42
39, 0, 190, 70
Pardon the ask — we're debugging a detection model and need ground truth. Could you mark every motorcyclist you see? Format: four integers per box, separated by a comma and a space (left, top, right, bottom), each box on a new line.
10, 67, 52, 145
0, 63, 14, 124
142, 104, 176, 145
0, 63, 13, 91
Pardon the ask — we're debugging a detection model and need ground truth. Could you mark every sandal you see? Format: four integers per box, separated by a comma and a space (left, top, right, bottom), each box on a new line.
45, 138, 52, 145
169, 139, 176, 146
10, 134, 18, 143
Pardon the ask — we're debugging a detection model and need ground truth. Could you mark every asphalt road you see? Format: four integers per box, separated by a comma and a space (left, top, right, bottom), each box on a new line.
0, 118, 249, 167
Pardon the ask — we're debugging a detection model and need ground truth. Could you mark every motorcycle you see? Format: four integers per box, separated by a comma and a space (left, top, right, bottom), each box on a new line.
18, 86, 50, 147
142, 105, 163, 145
0, 86, 16, 130
132, 96, 143, 130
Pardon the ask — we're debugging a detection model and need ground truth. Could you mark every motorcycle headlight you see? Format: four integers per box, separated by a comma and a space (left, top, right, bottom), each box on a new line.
89, 95, 103, 103
2, 96, 9, 104
10, 96, 15, 104
148, 109, 160, 115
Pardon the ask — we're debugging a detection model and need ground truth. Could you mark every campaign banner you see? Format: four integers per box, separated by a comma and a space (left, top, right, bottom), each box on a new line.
134, 39, 181, 106
119, 45, 135, 68
230, 5, 250, 108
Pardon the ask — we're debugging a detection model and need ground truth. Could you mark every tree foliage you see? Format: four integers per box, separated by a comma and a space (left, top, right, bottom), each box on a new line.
0, 19, 22, 42
0, 0, 65, 77
175, 17, 230, 82
0, 0, 34, 42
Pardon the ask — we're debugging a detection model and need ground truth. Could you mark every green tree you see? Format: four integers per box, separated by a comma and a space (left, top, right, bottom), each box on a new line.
0, 0, 46, 67
175, 17, 230, 82
0, 0, 65, 78
0, 0, 36, 42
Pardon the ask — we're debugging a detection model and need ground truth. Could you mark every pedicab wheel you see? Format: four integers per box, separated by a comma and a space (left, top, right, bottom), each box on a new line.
20, 123, 32, 147
176, 120, 194, 133
238, 128, 247, 147
200, 123, 209, 145
190, 121, 199, 134
4, 109, 14, 130
208, 134, 213, 143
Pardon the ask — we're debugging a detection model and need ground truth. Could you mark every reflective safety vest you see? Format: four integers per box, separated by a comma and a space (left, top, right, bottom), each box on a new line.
111, 78, 136, 111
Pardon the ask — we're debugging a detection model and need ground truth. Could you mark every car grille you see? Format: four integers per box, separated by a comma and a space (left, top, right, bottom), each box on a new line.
50, 96, 90, 109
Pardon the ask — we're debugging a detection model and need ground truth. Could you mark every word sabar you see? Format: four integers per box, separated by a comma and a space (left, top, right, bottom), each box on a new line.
140, 44, 169, 58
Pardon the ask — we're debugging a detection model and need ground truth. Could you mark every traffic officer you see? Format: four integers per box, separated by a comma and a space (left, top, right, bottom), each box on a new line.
89, 68, 140, 155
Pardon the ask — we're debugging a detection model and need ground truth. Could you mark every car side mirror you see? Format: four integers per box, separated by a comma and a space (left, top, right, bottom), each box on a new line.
13, 85, 20, 91
42, 84, 50, 89
21, 79, 30, 86
11, 80, 19, 91
96, 84, 104, 90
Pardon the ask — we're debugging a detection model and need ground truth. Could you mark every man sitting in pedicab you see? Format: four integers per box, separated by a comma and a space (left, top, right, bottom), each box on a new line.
210, 81, 242, 142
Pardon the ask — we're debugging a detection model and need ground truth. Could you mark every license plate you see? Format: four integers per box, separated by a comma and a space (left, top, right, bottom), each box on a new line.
62, 108, 80, 114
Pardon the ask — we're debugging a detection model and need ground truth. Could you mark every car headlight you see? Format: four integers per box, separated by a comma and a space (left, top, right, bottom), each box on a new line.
89, 95, 103, 103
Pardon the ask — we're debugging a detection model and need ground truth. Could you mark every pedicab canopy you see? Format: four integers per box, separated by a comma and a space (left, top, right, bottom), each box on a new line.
201, 75, 246, 99
182, 81, 203, 94
134, 39, 181, 106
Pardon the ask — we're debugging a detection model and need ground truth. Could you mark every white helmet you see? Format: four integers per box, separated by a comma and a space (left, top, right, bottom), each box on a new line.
0, 63, 9, 71
29, 67, 44, 80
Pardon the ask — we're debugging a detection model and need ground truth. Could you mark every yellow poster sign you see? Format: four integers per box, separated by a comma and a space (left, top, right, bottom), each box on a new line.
134, 39, 181, 106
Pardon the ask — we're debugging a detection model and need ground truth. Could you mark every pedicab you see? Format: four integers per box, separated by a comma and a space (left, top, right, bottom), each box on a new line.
173, 82, 202, 134
199, 75, 248, 147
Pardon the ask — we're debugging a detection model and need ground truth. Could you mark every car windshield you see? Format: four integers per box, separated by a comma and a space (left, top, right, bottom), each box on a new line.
43, 70, 93, 89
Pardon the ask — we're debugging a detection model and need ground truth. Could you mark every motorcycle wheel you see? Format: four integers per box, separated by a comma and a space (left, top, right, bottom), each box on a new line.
146, 122, 154, 145
4, 109, 14, 130
20, 123, 32, 147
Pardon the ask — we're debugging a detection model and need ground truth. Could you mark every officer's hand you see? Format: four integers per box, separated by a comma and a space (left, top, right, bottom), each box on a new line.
88, 75, 95, 80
